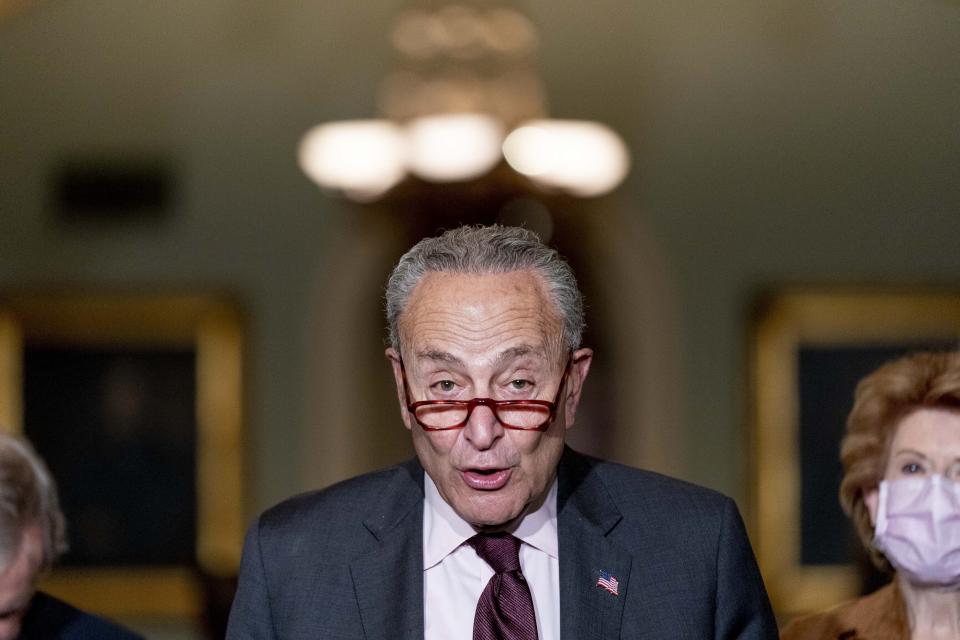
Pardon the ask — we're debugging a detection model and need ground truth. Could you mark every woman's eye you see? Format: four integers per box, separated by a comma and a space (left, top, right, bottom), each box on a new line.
510, 379, 532, 390
901, 462, 923, 474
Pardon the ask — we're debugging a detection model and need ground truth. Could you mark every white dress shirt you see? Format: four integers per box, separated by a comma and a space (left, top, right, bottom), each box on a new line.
423, 473, 560, 640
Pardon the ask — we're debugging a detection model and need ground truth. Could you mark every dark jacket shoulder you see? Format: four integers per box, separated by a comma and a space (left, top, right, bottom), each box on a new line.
562, 449, 733, 521
260, 458, 422, 524
253, 458, 423, 556
559, 449, 738, 564
20, 591, 143, 640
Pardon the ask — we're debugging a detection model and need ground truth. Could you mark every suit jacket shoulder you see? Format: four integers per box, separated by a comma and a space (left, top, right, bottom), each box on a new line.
557, 449, 778, 640
573, 453, 733, 522
780, 583, 905, 640
560, 450, 749, 572
257, 458, 423, 549
20, 591, 143, 639
227, 458, 425, 640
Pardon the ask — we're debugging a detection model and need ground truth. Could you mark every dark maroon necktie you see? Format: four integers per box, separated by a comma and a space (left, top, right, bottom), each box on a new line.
468, 533, 539, 640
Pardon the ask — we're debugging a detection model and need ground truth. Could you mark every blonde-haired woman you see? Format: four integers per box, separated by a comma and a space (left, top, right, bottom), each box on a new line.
782, 351, 960, 639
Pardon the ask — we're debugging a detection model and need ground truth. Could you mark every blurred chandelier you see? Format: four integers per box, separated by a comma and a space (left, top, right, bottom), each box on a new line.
298, 2, 630, 203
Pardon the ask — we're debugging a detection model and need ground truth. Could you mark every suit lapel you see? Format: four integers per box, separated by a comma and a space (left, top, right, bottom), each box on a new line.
351, 459, 425, 640
558, 449, 632, 640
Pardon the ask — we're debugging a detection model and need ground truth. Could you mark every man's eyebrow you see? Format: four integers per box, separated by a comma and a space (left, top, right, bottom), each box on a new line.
495, 345, 546, 363
416, 350, 464, 366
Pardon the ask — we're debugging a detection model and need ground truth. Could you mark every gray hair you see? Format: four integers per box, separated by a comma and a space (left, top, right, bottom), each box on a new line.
0, 432, 67, 572
385, 225, 585, 351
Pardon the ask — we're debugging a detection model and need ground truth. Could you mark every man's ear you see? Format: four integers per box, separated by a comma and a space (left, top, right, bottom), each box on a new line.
385, 347, 413, 431
562, 348, 593, 430
864, 486, 880, 527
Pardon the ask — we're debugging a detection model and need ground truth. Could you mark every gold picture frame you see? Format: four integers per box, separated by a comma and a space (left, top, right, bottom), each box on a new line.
751, 290, 960, 616
0, 294, 244, 618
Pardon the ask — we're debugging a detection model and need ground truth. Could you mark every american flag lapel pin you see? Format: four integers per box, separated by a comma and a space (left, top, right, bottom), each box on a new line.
596, 570, 619, 596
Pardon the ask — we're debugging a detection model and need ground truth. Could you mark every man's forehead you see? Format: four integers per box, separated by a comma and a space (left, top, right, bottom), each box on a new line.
402, 270, 559, 323
414, 344, 551, 366
399, 270, 565, 359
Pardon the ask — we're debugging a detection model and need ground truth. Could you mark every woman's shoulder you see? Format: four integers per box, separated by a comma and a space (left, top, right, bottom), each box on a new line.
779, 603, 847, 640
780, 582, 906, 640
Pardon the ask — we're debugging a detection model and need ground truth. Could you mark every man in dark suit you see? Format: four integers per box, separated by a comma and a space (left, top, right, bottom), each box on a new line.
0, 433, 142, 639
228, 225, 777, 639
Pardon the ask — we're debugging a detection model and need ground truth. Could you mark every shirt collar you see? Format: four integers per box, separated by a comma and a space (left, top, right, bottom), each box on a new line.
422, 472, 559, 570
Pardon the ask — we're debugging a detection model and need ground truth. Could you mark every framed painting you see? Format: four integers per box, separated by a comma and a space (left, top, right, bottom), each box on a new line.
750, 290, 960, 616
0, 294, 244, 618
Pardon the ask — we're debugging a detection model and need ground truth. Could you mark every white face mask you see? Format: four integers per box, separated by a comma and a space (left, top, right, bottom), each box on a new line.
873, 474, 960, 587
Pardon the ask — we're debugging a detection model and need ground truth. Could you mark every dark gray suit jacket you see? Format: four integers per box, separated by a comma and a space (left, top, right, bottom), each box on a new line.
20, 591, 144, 639
226, 448, 777, 639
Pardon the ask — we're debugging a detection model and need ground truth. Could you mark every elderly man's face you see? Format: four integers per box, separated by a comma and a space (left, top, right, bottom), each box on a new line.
387, 270, 592, 528
0, 524, 43, 640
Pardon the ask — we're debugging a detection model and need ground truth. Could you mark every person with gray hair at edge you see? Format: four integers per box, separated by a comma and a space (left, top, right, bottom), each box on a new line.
0, 432, 142, 639
227, 224, 777, 639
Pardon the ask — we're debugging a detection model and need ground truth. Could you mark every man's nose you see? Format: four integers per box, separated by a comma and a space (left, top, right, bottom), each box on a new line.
462, 402, 503, 450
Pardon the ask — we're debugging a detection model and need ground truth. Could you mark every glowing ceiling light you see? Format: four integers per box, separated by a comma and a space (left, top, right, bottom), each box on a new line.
405, 112, 505, 182
297, 5, 632, 202
500, 124, 554, 176
503, 120, 630, 197
297, 120, 406, 201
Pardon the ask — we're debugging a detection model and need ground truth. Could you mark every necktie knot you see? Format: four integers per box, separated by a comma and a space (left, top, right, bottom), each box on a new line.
468, 533, 522, 574
468, 533, 538, 639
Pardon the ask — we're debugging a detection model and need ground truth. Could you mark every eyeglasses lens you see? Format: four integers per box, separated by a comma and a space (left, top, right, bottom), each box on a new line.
414, 402, 550, 429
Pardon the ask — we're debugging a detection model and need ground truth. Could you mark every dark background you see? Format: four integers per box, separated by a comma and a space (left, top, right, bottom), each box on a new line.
24, 346, 196, 566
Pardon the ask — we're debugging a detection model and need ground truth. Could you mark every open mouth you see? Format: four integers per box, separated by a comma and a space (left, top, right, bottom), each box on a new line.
462, 467, 512, 490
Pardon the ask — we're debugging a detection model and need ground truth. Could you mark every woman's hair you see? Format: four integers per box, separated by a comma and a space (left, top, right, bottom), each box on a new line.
839, 350, 960, 569
0, 432, 67, 572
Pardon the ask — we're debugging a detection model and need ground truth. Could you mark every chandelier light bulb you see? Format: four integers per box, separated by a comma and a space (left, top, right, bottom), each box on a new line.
298, 120, 406, 201
503, 119, 630, 197
405, 112, 505, 182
